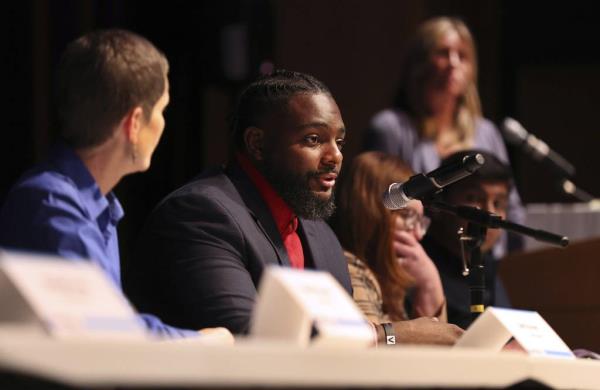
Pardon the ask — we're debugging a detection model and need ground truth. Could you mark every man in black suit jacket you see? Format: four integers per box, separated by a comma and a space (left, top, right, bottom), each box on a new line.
124, 70, 349, 334
124, 70, 462, 344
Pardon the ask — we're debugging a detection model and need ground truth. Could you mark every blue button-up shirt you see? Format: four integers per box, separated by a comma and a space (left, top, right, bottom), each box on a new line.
0, 144, 197, 338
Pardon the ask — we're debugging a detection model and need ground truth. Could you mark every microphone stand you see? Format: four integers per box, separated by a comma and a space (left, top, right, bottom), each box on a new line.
458, 221, 487, 322
425, 200, 569, 322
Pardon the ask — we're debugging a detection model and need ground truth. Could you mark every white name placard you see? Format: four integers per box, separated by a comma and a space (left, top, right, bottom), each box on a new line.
455, 307, 574, 359
0, 249, 147, 339
251, 267, 374, 348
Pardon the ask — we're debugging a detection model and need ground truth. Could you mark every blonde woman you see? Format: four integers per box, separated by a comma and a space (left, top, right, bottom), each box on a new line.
365, 16, 524, 255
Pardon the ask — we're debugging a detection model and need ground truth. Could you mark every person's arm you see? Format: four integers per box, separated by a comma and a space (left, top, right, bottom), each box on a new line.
139, 313, 234, 342
0, 184, 113, 265
0, 185, 211, 340
393, 229, 446, 319
128, 189, 259, 335
373, 317, 463, 346
139, 313, 199, 338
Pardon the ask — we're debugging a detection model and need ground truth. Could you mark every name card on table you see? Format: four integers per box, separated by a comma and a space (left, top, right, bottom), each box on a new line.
0, 249, 147, 339
251, 267, 374, 348
455, 307, 574, 359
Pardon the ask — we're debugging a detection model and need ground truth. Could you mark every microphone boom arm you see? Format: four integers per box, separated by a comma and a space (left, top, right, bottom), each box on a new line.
426, 200, 569, 321
427, 201, 569, 247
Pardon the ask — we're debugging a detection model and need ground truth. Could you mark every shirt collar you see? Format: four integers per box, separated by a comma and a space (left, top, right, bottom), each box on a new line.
50, 143, 124, 223
236, 152, 297, 235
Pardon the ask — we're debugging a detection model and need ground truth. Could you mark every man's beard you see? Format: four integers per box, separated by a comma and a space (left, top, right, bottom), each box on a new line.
261, 162, 336, 220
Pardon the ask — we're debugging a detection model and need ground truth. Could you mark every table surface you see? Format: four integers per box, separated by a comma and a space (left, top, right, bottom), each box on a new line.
1, 327, 599, 389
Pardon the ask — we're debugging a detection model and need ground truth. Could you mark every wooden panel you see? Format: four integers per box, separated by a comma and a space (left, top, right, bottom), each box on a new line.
500, 238, 600, 351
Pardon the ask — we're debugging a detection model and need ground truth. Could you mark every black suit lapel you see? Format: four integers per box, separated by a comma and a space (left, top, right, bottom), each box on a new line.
298, 218, 325, 270
226, 162, 291, 267
298, 217, 352, 295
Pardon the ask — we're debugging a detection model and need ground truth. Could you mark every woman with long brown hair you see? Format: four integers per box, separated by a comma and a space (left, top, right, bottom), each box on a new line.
334, 151, 446, 323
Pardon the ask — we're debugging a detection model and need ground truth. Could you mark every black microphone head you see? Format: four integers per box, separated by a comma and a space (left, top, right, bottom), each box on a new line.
462, 153, 486, 173
502, 117, 529, 145
426, 154, 485, 188
502, 118, 576, 177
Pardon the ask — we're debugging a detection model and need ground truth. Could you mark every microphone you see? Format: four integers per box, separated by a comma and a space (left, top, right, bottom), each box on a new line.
560, 179, 595, 202
383, 153, 485, 209
501, 117, 575, 178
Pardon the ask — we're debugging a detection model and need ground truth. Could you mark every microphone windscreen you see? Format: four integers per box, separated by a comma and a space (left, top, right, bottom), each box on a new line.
382, 183, 409, 210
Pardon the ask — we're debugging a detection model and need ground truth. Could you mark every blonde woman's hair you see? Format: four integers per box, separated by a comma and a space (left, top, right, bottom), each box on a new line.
394, 16, 482, 144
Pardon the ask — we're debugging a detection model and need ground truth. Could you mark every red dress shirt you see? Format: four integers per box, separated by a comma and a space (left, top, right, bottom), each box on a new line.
237, 153, 304, 269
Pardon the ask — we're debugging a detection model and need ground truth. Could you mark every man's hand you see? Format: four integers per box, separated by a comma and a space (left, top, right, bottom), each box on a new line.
198, 327, 235, 344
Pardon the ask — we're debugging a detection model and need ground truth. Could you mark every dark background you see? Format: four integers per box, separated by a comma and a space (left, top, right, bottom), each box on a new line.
3, 0, 599, 259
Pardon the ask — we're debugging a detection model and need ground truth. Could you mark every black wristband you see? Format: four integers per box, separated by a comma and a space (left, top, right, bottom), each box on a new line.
382, 322, 396, 345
